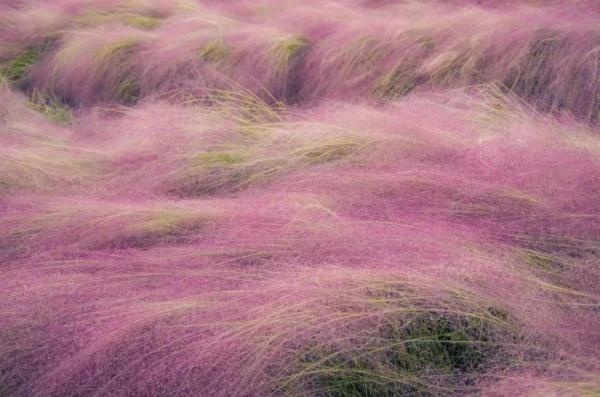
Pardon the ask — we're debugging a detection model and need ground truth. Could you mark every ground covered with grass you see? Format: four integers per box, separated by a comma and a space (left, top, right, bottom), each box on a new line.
1, 0, 600, 396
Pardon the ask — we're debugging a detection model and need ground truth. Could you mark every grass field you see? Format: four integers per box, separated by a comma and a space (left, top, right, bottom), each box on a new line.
1, 0, 600, 396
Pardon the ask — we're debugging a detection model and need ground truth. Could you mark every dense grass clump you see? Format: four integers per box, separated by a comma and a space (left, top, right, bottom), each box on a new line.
167, 117, 364, 196
26, 90, 72, 124
39, 29, 146, 106
0, 47, 41, 86
169, 139, 361, 196
2, 0, 600, 120
276, 281, 519, 397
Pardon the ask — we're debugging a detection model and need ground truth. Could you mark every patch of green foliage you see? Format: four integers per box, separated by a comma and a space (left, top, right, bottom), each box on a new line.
27, 90, 72, 124
199, 40, 229, 64
94, 39, 141, 104
427, 50, 471, 86
419, 36, 436, 51
0, 144, 103, 197
270, 36, 308, 72
294, 138, 362, 164
100, 208, 210, 249
0, 48, 42, 87
523, 250, 564, 273
298, 312, 512, 396
115, 77, 140, 105
268, 36, 309, 101
372, 60, 420, 100
205, 88, 285, 130
124, 14, 161, 30
170, 137, 362, 196
172, 149, 285, 195
191, 150, 249, 166
279, 284, 517, 397
331, 37, 389, 82
76, 10, 162, 30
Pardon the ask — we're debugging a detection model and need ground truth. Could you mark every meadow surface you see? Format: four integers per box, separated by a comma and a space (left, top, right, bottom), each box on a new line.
1, 0, 600, 396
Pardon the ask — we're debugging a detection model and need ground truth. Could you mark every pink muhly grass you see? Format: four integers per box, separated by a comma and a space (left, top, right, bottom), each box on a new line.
1, 1, 600, 396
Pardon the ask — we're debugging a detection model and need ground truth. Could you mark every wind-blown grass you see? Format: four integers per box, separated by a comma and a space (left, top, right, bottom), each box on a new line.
1, 1, 599, 396
1, 0, 598, 121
